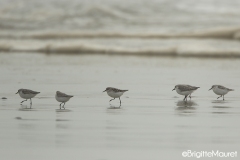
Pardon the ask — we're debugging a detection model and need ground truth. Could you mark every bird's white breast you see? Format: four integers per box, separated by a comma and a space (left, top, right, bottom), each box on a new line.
107, 91, 123, 98
19, 91, 37, 99
176, 88, 194, 96
212, 87, 228, 95
55, 95, 71, 102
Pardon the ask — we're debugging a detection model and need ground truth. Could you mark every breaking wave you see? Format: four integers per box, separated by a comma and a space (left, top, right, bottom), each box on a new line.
0, 27, 240, 40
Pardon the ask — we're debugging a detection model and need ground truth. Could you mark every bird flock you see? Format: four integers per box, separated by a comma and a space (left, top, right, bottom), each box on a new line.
172, 84, 233, 101
15, 84, 234, 109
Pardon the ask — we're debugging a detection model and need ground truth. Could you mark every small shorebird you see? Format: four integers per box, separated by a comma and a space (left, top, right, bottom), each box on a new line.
16, 89, 40, 105
209, 85, 234, 100
103, 87, 128, 106
55, 91, 73, 109
172, 84, 200, 101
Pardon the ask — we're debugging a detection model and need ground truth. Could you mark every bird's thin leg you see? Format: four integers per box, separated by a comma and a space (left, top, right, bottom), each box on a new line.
109, 98, 115, 102
30, 99, 32, 109
183, 95, 187, 101
21, 99, 27, 103
189, 94, 192, 99
59, 102, 62, 109
223, 95, 224, 101
119, 97, 121, 107
62, 103, 65, 109
217, 95, 222, 99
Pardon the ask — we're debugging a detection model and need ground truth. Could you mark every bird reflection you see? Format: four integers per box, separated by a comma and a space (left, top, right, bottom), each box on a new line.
211, 100, 231, 114
175, 100, 198, 111
20, 103, 32, 109
211, 105, 230, 114
108, 104, 121, 109
55, 109, 71, 112
19, 104, 35, 111
212, 106, 231, 109
211, 100, 229, 104
177, 100, 197, 107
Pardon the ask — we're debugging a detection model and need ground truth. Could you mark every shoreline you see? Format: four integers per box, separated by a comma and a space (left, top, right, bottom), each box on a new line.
1, 41, 240, 58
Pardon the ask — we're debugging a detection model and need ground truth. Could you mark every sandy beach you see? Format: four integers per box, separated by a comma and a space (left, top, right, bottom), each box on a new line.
0, 53, 239, 159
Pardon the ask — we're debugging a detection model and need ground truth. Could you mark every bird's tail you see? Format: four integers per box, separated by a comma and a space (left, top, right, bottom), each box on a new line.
123, 90, 128, 92
228, 89, 234, 91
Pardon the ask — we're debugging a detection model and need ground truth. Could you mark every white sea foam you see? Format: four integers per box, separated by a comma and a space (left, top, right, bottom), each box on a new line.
1, 37, 240, 57
0, 27, 240, 39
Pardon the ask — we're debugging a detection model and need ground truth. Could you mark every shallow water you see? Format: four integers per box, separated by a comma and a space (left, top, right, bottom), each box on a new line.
0, 53, 239, 159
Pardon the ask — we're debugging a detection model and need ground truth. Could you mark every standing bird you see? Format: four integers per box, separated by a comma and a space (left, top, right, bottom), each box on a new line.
172, 84, 200, 101
103, 87, 128, 106
209, 85, 234, 100
16, 89, 40, 105
55, 91, 73, 109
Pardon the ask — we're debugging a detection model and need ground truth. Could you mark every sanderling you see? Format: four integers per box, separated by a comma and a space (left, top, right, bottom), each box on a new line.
209, 85, 234, 100
172, 84, 200, 101
55, 91, 73, 109
103, 87, 128, 106
16, 89, 40, 105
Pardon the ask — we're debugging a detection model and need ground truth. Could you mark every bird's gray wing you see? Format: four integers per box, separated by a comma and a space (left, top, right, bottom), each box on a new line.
22, 89, 40, 94
218, 85, 233, 91
187, 85, 199, 90
178, 85, 198, 92
57, 92, 73, 97
218, 85, 227, 90
112, 88, 123, 92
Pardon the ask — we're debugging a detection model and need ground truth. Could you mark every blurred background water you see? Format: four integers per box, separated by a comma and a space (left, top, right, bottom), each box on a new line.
0, 0, 240, 56
0, 0, 240, 32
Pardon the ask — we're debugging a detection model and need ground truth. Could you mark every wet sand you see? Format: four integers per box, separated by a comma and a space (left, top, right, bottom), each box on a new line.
0, 53, 240, 159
